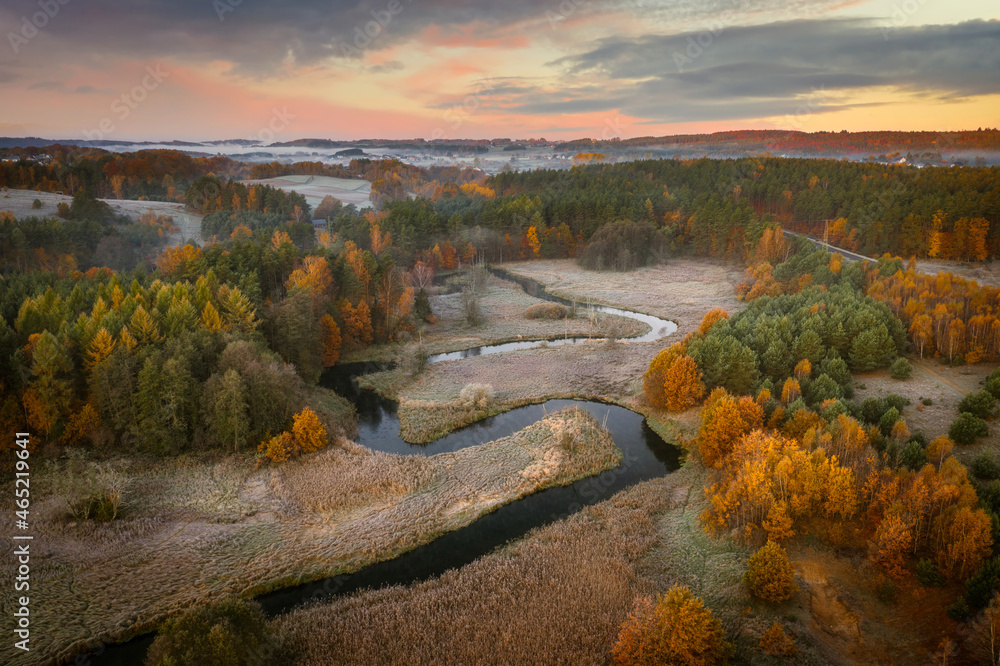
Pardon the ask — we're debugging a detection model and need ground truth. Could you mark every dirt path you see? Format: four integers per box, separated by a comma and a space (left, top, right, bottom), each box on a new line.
913, 359, 969, 397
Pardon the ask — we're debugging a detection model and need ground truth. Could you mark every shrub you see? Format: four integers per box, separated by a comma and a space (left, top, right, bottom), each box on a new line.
986, 373, 1000, 400
31, 198, 42, 209
524, 303, 568, 320
400, 345, 427, 376
146, 598, 279, 666
876, 578, 897, 603
916, 558, 944, 587
745, 541, 796, 603
884, 394, 911, 411
973, 453, 1000, 480
462, 287, 483, 327
460, 383, 493, 410
959, 391, 998, 420
922, 397, 933, 406
950, 412, 990, 445
611, 585, 724, 666
759, 622, 797, 658
947, 597, 970, 621
890, 357, 913, 380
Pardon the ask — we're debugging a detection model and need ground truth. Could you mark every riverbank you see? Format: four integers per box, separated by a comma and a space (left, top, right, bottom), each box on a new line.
341, 272, 647, 363
3, 409, 619, 665
502, 258, 745, 337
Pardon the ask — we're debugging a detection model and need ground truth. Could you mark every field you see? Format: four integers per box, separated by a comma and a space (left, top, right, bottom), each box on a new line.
343, 272, 646, 363
853, 359, 1000, 466
914, 258, 1000, 287
0, 188, 203, 245
502, 258, 746, 336
239, 175, 373, 210
0, 408, 619, 664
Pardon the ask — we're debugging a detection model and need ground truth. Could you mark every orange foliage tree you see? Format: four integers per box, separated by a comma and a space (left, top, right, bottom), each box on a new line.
319, 315, 342, 367
611, 585, 724, 666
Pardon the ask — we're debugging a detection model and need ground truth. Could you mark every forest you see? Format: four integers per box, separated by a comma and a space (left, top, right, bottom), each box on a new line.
2, 145, 999, 664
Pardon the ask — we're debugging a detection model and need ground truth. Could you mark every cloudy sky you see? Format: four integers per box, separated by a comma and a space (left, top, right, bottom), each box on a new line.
1, 0, 997, 141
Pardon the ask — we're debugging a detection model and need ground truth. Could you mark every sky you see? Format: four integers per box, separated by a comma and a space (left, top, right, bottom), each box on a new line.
0, 0, 997, 142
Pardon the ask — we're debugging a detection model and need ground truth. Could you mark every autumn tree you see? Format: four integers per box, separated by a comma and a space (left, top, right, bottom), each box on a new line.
744, 540, 796, 603
644, 344, 683, 408
292, 406, 328, 454
697, 308, 729, 337
697, 389, 763, 468
319, 315, 342, 367
662, 355, 706, 411
939, 507, 993, 581
611, 585, 725, 666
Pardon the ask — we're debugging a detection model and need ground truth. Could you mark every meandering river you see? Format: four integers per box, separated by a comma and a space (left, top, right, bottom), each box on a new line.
86, 270, 680, 665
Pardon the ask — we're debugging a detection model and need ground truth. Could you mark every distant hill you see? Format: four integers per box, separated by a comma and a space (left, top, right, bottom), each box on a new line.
553, 129, 1000, 159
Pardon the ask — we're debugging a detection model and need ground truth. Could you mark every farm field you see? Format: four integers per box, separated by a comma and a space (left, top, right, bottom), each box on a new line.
239, 175, 373, 210
0, 187, 203, 245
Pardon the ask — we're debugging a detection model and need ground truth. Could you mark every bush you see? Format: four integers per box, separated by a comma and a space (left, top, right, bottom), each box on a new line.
400, 345, 427, 377
146, 598, 278, 666
973, 453, 1000, 480
745, 541, 796, 603
916, 558, 944, 587
922, 397, 933, 406
947, 597, 970, 621
876, 578, 896, 603
890, 357, 913, 380
524, 303, 568, 320
460, 383, 493, 410
986, 372, 1000, 400
759, 622, 797, 658
950, 412, 990, 445
884, 393, 911, 412
611, 585, 724, 666
31, 198, 42, 209
462, 287, 483, 327
959, 391, 998, 420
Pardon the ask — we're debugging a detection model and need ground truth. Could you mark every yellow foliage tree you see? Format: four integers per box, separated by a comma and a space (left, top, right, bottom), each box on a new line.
201, 302, 223, 333
744, 540, 796, 603
611, 585, 724, 666
292, 407, 328, 454
86, 328, 116, 369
